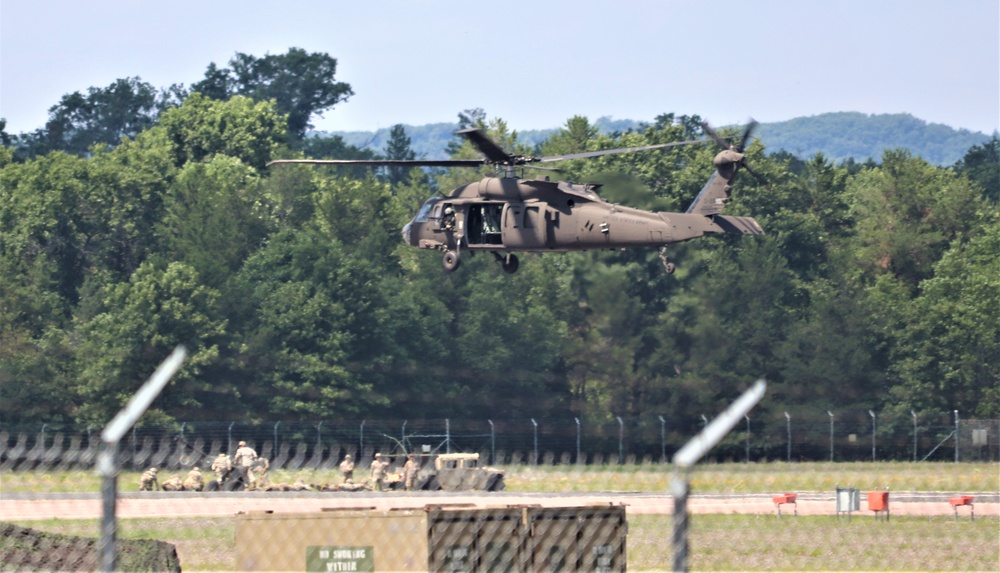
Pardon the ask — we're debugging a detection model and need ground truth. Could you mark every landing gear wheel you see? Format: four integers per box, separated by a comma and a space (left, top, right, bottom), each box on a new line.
659, 247, 676, 275
501, 254, 519, 274
443, 250, 461, 272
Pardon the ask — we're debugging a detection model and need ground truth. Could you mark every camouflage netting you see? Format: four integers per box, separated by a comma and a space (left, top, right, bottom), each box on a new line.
0, 522, 180, 572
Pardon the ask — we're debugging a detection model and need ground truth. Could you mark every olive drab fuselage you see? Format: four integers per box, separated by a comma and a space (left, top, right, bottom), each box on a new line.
401, 174, 763, 258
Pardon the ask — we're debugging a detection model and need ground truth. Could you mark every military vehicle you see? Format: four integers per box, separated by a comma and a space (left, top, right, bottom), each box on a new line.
388, 453, 505, 492
269, 120, 766, 274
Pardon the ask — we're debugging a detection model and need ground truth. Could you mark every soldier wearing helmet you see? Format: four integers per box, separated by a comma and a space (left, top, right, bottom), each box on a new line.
403, 454, 420, 491
139, 467, 159, 491
183, 466, 204, 491
339, 454, 355, 483
211, 452, 232, 488
234, 440, 259, 490
370, 453, 388, 492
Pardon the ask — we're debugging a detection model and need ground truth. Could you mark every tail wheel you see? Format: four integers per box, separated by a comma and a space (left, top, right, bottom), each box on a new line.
443, 250, 461, 271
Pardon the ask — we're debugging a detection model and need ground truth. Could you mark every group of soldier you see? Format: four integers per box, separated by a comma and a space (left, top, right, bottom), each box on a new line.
138, 466, 204, 491
341, 452, 421, 491
139, 442, 423, 492
138, 440, 266, 491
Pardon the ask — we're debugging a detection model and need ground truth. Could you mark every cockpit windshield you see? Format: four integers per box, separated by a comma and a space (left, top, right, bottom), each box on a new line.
414, 198, 439, 223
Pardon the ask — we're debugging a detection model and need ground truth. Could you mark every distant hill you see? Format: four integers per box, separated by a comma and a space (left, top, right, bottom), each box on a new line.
320, 112, 993, 166
755, 112, 992, 165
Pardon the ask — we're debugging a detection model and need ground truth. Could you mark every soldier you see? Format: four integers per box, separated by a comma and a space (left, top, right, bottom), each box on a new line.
289, 478, 312, 491
249, 458, 270, 490
161, 475, 184, 491
403, 454, 420, 491
139, 467, 159, 491
183, 466, 204, 491
339, 454, 355, 483
370, 453, 388, 492
233, 440, 258, 490
211, 452, 232, 488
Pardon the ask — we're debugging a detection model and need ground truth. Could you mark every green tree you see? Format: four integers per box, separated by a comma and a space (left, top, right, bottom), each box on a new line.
846, 150, 984, 288
157, 155, 269, 289
72, 260, 227, 424
540, 115, 598, 157
191, 48, 353, 140
886, 218, 1000, 417
954, 134, 999, 203
0, 152, 91, 318
158, 93, 286, 170
382, 124, 416, 187
14, 77, 177, 159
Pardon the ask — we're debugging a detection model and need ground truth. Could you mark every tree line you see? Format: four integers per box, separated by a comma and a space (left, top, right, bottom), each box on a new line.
1, 49, 997, 438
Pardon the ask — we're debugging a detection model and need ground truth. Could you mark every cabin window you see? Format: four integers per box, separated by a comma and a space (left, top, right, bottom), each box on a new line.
414, 199, 437, 223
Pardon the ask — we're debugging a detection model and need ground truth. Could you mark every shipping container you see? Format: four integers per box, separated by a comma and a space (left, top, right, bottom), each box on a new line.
235, 504, 626, 572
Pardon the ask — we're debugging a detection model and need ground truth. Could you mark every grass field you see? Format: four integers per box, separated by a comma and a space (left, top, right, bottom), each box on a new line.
3, 462, 998, 571
9, 514, 998, 571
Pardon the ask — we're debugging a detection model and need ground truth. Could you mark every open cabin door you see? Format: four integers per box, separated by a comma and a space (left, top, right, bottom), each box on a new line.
466, 203, 504, 246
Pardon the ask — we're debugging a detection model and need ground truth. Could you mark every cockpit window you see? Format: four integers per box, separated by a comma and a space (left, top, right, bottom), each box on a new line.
414, 199, 439, 223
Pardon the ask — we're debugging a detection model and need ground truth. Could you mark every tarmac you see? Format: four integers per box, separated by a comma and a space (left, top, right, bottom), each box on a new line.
2, 491, 996, 521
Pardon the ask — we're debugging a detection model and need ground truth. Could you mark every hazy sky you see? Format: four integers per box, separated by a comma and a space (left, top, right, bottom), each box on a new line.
2, 0, 998, 136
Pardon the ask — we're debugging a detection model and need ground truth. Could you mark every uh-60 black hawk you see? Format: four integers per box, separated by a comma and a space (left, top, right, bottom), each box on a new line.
269, 120, 766, 274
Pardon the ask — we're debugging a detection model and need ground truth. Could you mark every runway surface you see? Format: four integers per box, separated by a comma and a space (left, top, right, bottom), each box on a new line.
2, 491, 996, 521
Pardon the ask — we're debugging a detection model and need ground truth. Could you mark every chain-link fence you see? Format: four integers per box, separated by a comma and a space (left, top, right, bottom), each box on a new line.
3, 412, 998, 572
2, 412, 997, 473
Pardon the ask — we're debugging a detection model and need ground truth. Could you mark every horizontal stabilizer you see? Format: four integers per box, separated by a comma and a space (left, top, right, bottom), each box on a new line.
714, 215, 764, 235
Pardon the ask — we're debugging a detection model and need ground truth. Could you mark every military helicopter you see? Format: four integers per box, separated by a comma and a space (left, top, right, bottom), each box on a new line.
268, 121, 765, 274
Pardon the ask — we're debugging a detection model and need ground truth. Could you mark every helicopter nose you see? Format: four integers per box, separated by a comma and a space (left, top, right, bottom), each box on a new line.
401, 222, 411, 244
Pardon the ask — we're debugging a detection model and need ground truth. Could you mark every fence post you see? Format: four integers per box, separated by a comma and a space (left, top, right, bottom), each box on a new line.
672, 380, 766, 572
575, 418, 581, 465
360, 420, 365, 457
488, 420, 495, 465
868, 410, 876, 462
784, 412, 791, 462
274, 422, 280, 460
744, 415, 750, 464
911, 411, 917, 462
659, 416, 666, 464
954, 410, 959, 462
531, 419, 538, 465
616, 416, 624, 464
98, 346, 185, 573
828, 411, 834, 462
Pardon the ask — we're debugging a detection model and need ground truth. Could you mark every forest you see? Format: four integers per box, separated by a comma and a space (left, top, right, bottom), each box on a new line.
1, 49, 998, 440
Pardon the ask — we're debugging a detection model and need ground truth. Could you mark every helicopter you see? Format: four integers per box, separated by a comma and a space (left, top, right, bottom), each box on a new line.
268, 120, 766, 274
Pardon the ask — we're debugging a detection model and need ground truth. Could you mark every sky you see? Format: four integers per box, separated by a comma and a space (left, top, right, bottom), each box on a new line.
2, 0, 998, 137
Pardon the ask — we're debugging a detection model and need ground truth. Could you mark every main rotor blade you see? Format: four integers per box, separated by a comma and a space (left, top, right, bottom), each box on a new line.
701, 121, 731, 150
737, 118, 759, 153
457, 128, 513, 163
267, 158, 487, 168
536, 138, 709, 163
742, 162, 770, 188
